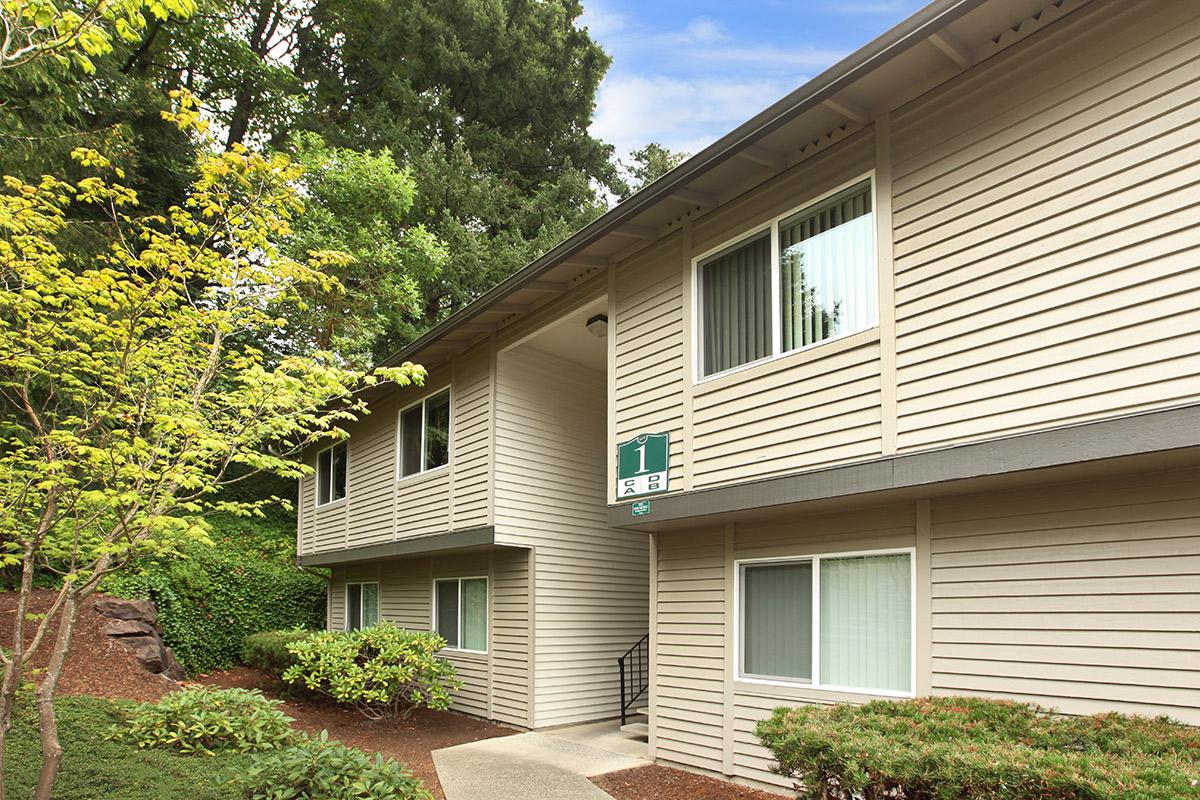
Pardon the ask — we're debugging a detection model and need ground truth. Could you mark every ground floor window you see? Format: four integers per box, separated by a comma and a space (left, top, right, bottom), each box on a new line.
738, 550, 912, 694
345, 582, 379, 631
434, 577, 488, 652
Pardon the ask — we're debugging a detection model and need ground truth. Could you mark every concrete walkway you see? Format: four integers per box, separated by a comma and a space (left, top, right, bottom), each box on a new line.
432, 721, 650, 800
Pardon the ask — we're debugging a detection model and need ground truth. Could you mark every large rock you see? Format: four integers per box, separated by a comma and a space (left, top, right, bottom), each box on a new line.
120, 635, 165, 673
160, 646, 186, 681
101, 619, 157, 638
93, 598, 158, 626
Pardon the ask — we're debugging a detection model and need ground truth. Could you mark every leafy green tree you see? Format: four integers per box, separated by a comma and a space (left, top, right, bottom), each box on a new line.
617, 142, 689, 200
0, 91, 424, 799
293, 0, 617, 342
280, 133, 447, 366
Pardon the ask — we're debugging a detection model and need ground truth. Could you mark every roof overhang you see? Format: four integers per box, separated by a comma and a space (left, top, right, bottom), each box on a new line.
297, 526, 511, 567
382, 0, 1083, 368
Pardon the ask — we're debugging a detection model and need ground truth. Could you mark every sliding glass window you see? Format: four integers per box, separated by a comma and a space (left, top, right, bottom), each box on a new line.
434, 577, 488, 653
738, 550, 912, 694
698, 179, 877, 378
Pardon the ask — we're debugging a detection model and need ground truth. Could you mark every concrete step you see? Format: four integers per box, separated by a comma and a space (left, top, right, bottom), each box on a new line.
620, 721, 649, 738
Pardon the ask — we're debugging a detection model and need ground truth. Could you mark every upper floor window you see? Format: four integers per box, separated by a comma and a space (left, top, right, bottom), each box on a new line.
698, 178, 877, 378
316, 442, 348, 506
398, 388, 451, 478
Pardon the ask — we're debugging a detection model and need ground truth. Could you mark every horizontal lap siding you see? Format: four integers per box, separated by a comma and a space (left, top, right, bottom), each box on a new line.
331, 550, 529, 723
655, 528, 727, 774
654, 506, 917, 791
300, 343, 494, 558
453, 344, 492, 528
892, 0, 1200, 451
495, 347, 650, 727
615, 234, 686, 493
692, 334, 882, 486
930, 466, 1200, 724
686, 132, 881, 489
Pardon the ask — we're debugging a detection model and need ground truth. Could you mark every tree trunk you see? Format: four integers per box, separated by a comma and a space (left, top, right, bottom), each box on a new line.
0, 538, 45, 800
31, 594, 78, 800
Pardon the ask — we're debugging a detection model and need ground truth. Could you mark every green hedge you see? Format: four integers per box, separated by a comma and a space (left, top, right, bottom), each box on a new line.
755, 696, 1200, 800
242, 630, 313, 676
105, 509, 326, 674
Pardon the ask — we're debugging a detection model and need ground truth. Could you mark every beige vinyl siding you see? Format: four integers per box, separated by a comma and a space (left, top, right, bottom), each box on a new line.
891, 0, 1200, 451
614, 233, 686, 494
495, 346, 650, 728
327, 548, 531, 726
930, 466, 1200, 725
299, 341, 493, 556
653, 504, 918, 791
298, 469, 315, 556
452, 343, 492, 528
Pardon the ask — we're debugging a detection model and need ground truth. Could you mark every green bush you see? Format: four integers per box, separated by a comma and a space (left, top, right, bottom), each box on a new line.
755, 696, 1200, 800
243, 630, 314, 675
283, 624, 461, 719
5, 695, 253, 799
117, 686, 298, 755
241, 731, 431, 800
104, 507, 328, 674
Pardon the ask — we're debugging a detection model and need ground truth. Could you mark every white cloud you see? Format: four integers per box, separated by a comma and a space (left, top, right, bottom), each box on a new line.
578, 3, 626, 39
591, 73, 804, 157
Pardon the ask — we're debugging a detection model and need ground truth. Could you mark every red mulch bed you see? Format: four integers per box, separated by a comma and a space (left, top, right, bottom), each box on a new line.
593, 765, 786, 800
200, 667, 516, 798
0, 589, 174, 702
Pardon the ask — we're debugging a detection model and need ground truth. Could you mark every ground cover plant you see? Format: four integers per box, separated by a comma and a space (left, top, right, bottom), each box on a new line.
283, 624, 460, 719
117, 686, 297, 754
3, 694, 253, 800
755, 696, 1200, 799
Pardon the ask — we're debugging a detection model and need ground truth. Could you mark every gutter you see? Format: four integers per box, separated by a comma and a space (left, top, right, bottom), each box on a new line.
380, 0, 990, 367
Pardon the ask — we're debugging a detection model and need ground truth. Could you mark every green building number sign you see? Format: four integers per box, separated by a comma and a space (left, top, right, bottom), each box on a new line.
616, 433, 670, 499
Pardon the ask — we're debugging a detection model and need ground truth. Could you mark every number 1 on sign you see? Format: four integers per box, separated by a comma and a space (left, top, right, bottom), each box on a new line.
635, 443, 648, 474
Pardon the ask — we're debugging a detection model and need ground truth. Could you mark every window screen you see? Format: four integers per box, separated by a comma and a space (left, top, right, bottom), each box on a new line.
399, 404, 423, 477
435, 580, 460, 649
424, 389, 451, 471
741, 561, 813, 680
701, 233, 772, 376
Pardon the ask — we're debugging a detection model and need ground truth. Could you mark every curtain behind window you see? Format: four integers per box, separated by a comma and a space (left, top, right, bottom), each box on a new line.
779, 182, 875, 351
742, 561, 812, 680
701, 233, 772, 376
820, 553, 911, 692
361, 584, 378, 628
461, 578, 487, 651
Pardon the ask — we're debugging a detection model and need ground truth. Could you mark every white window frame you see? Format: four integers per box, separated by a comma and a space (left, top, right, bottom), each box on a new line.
431, 576, 488, 655
733, 546, 916, 697
344, 581, 379, 632
691, 171, 878, 383
395, 387, 453, 481
315, 441, 349, 508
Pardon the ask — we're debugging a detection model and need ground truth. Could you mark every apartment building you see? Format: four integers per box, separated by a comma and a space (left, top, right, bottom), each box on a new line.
299, 0, 1200, 790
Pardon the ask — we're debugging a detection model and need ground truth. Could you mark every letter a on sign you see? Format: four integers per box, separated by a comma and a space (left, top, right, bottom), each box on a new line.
616, 433, 670, 498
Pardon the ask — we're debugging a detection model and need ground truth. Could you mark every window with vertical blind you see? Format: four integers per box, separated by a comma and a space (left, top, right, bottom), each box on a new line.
697, 178, 877, 378
433, 577, 487, 653
738, 550, 912, 694
345, 582, 378, 631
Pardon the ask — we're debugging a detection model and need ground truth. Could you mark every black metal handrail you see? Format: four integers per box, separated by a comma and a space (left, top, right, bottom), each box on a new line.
617, 633, 649, 725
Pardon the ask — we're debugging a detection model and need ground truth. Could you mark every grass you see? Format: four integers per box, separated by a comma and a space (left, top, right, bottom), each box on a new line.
4, 694, 255, 799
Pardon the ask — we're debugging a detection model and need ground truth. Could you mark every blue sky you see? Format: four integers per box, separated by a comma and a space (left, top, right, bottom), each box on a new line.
583, 0, 926, 158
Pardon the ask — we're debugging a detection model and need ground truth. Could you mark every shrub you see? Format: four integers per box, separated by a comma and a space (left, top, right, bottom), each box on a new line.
241, 731, 431, 800
755, 696, 1200, 800
117, 686, 297, 755
243, 629, 314, 675
282, 624, 461, 719
104, 507, 328, 674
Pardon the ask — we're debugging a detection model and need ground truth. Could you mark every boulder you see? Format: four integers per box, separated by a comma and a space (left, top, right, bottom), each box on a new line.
119, 635, 165, 673
93, 598, 158, 626
101, 619, 158, 638
159, 646, 186, 682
